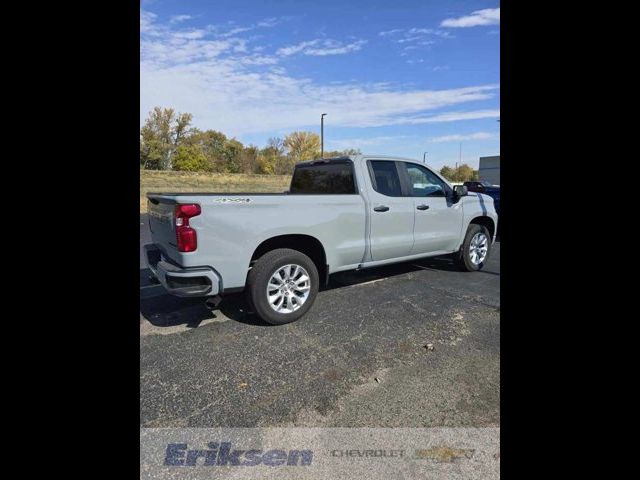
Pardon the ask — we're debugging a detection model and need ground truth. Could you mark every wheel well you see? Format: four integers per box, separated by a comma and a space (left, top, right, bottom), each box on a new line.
251, 234, 328, 284
470, 216, 495, 239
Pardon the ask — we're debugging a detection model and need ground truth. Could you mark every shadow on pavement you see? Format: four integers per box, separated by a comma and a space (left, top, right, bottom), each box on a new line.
140, 268, 268, 328
139, 243, 500, 329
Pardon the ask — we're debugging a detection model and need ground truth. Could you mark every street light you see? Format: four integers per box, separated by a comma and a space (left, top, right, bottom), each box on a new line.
321, 113, 327, 158
423, 152, 428, 163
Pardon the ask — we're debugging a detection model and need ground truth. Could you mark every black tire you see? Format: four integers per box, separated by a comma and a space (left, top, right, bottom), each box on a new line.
454, 224, 492, 271
246, 248, 319, 325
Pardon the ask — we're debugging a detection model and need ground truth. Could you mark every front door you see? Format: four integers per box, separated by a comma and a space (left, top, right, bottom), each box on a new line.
400, 162, 464, 254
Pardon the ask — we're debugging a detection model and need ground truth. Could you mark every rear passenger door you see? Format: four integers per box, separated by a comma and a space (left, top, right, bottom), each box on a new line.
399, 162, 464, 254
365, 160, 415, 261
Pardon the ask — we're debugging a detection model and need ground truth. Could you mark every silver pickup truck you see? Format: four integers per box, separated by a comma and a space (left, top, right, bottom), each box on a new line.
145, 155, 498, 325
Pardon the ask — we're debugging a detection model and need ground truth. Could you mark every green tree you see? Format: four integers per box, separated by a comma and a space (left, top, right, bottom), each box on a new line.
172, 144, 209, 172
323, 148, 363, 158
257, 137, 286, 174
240, 145, 260, 174
173, 113, 193, 148
223, 138, 244, 173
140, 107, 193, 170
341, 148, 362, 156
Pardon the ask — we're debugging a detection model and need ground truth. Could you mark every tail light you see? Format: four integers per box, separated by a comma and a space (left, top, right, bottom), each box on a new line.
175, 204, 201, 252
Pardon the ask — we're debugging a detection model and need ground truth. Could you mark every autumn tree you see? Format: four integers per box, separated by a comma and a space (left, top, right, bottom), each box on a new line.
257, 137, 286, 174
439, 166, 455, 181
439, 164, 479, 182
284, 131, 321, 163
141, 108, 363, 175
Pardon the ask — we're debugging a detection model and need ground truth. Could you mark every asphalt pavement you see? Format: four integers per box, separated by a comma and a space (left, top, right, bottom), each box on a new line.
140, 214, 500, 428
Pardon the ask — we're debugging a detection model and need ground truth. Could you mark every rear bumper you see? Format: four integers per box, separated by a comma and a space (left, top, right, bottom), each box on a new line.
144, 244, 220, 297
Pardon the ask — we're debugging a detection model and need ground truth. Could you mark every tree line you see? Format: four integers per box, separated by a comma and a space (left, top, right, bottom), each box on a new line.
140, 107, 481, 181
438, 164, 480, 182
140, 107, 360, 175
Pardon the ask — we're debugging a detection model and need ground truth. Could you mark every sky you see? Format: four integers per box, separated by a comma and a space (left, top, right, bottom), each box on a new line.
140, 0, 500, 170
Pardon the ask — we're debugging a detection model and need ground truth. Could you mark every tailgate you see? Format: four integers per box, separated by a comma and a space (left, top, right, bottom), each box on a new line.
147, 195, 178, 255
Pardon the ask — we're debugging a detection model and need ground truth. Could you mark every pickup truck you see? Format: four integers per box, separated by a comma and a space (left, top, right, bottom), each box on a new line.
145, 155, 498, 325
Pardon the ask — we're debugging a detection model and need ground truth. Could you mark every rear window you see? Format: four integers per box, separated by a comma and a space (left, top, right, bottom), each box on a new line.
289, 161, 356, 194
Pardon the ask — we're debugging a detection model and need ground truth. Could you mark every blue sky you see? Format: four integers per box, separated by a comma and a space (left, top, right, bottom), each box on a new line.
141, 0, 499, 169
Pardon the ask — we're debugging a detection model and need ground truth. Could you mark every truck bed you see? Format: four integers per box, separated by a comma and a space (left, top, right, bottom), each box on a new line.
147, 192, 289, 197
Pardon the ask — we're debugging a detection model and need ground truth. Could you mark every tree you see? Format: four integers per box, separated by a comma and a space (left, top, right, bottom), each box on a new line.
140, 107, 193, 170
173, 113, 193, 148
140, 107, 174, 170
323, 148, 362, 158
455, 164, 475, 182
341, 148, 362, 156
141, 108, 364, 175
439, 164, 478, 182
257, 137, 286, 174
284, 131, 321, 163
172, 144, 209, 172
439, 166, 455, 181
240, 145, 260, 174
223, 138, 244, 173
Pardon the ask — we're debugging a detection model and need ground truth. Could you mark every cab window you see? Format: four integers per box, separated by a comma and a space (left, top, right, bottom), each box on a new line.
368, 160, 403, 197
403, 163, 447, 197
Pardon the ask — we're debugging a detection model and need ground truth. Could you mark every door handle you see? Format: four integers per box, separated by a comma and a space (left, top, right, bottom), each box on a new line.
416, 204, 430, 210
373, 205, 390, 212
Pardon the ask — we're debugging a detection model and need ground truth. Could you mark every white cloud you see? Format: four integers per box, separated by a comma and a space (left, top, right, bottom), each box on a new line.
141, 10, 500, 136
328, 135, 411, 151
140, 10, 159, 35
379, 29, 404, 36
441, 8, 500, 28
172, 29, 207, 40
276, 40, 319, 56
216, 25, 254, 38
277, 39, 367, 57
397, 110, 501, 125
429, 132, 497, 143
257, 17, 280, 28
170, 14, 192, 24
380, 27, 451, 39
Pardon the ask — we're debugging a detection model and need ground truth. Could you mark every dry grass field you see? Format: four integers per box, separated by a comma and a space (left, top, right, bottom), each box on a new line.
140, 170, 291, 212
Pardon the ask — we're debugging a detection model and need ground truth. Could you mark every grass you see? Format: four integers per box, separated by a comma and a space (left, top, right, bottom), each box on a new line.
140, 169, 292, 212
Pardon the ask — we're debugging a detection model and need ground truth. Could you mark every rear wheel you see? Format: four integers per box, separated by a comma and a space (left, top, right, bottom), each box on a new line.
246, 248, 319, 325
454, 224, 491, 271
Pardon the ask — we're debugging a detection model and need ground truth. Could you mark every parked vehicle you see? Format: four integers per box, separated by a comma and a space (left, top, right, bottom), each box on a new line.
464, 180, 500, 219
145, 155, 498, 325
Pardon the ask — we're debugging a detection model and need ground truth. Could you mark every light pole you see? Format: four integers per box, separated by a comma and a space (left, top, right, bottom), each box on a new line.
321, 113, 327, 158
423, 151, 428, 163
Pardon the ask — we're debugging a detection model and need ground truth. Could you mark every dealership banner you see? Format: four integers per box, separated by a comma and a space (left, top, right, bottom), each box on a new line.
141, 427, 499, 479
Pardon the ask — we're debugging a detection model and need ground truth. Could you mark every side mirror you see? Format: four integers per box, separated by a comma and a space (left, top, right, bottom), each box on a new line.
454, 185, 468, 197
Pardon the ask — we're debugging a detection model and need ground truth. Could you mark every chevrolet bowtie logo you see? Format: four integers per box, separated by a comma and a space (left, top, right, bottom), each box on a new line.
413, 447, 475, 462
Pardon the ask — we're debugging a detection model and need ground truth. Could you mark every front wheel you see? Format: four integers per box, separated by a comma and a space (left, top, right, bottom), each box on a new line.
454, 224, 492, 271
246, 248, 319, 325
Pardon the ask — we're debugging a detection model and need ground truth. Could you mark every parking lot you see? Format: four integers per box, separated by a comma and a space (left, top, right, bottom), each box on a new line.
140, 214, 500, 428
